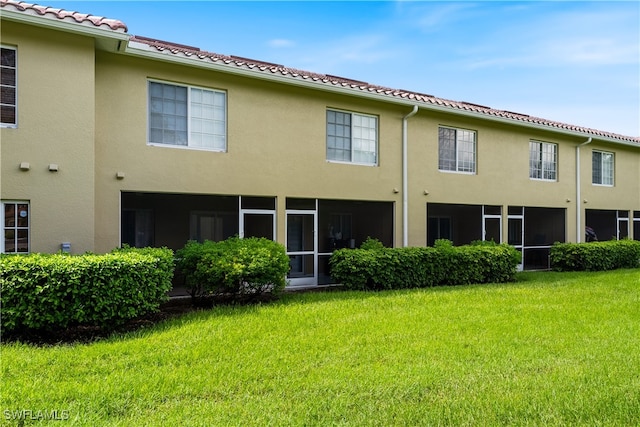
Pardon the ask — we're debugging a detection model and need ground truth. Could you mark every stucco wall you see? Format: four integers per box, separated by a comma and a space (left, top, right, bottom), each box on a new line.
1, 22, 95, 254
406, 112, 582, 245
94, 52, 406, 251
93, 50, 640, 252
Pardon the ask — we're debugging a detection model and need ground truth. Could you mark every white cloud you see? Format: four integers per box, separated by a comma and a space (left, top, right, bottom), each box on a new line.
267, 39, 295, 49
275, 33, 402, 77
460, 6, 639, 69
395, 1, 478, 32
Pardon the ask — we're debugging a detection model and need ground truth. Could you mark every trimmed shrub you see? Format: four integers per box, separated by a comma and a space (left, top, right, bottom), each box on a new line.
329, 241, 520, 290
175, 237, 290, 300
550, 240, 640, 271
0, 247, 174, 334
360, 237, 386, 251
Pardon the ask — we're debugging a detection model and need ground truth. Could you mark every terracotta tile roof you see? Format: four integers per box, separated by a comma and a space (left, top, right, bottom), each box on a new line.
0, 0, 128, 32
130, 36, 639, 145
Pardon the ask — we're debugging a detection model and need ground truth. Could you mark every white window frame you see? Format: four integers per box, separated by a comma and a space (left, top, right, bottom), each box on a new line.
2, 201, 30, 254
438, 126, 477, 174
1, 45, 18, 128
592, 150, 614, 186
529, 140, 558, 181
148, 79, 227, 152
326, 109, 378, 166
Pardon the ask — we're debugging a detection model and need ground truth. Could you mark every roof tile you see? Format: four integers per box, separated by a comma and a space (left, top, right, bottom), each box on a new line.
0, 0, 128, 32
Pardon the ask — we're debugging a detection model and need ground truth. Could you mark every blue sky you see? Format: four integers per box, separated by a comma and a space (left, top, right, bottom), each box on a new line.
45, 1, 639, 136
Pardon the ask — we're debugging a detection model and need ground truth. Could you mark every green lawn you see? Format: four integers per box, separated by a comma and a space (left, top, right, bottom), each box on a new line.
2, 270, 639, 426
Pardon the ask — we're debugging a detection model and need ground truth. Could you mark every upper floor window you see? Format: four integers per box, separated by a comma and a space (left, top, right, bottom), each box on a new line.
529, 140, 557, 181
1, 46, 17, 126
326, 109, 377, 165
438, 126, 476, 173
2, 201, 29, 253
592, 150, 614, 186
148, 81, 226, 151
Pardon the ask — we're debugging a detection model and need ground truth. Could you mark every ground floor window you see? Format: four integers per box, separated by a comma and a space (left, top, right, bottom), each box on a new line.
2, 201, 29, 253
585, 209, 630, 241
122, 209, 154, 248
511, 206, 565, 270
120, 192, 393, 287
121, 193, 273, 249
426, 204, 502, 246
427, 217, 452, 245
634, 211, 640, 241
426, 204, 482, 246
427, 203, 565, 270
284, 198, 394, 287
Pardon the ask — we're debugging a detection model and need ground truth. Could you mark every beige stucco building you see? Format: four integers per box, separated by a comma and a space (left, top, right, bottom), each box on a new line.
2, 0, 639, 286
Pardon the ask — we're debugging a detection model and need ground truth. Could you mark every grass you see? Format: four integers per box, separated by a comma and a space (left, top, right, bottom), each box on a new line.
1, 269, 639, 426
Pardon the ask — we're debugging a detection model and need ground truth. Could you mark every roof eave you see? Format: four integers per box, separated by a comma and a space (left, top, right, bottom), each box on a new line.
1, 8, 129, 52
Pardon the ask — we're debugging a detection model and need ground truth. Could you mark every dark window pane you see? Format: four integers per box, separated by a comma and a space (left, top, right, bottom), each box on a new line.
16, 204, 28, 227
241, 196, 276, 210
1, 48, 16, 67
4, 230, 15, 253
438, 127, 456, 170
592, 151, 602, 184
17, 229, 28, 252
0, 105, 16, 124
1, 86, 16, 104
0, 69, 16, 86
4, 204, 15, 227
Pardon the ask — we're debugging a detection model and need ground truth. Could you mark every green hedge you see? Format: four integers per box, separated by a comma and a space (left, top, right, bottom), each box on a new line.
0, 247, 174, 334
175, 237, 290, 299
329, 240, 520, 290
550, 240, 640, 271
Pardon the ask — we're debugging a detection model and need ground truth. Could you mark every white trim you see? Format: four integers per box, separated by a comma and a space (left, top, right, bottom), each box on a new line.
507, 207, 524, 269
146, 142, 226, 153
325, 159, 378, 167
617, 211, 630, 240
482, 205, 502, 243
239, 209, 277, 240
285, 204, 318, 287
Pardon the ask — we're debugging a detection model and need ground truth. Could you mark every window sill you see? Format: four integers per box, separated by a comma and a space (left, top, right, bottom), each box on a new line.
529, 178, 557, 182
438, 169, 476, 175
147, 142, 227, 153
326, 160, 377, 167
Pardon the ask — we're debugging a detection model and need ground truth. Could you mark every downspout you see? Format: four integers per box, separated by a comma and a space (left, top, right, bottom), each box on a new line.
576, 137, 592, 242
402, 105, 419, 247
